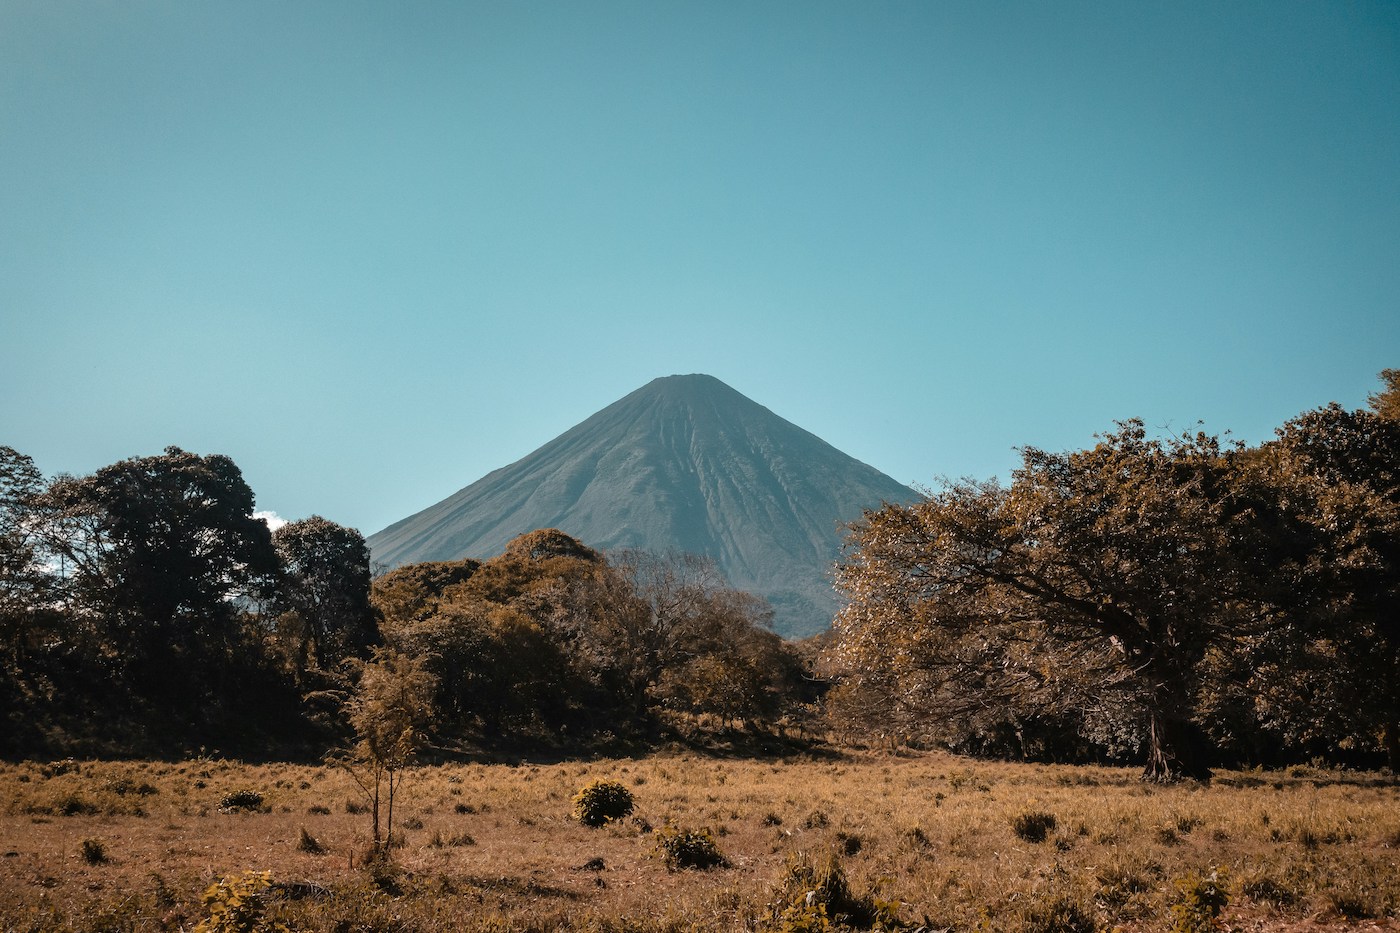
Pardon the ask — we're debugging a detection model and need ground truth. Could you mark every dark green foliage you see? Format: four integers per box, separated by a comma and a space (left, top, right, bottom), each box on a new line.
273, 516, 378, 675
572, 779, 635, 827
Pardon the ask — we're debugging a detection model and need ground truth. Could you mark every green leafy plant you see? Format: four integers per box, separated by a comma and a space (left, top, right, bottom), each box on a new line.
194, 870, 289, 933
571, 779, 635, 827
1170, 867, 1229, 933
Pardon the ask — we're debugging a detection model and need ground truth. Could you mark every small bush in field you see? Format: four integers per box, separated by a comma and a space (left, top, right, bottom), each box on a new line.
195, 870, 288, 933
768, 851, 899, 931
219, 789, 264, 812
571, 779, 635, 827
1012, 810, 1057, 843
1170, 867, 1229, 933
654, 825, 728, 871
80, 838, 108, 864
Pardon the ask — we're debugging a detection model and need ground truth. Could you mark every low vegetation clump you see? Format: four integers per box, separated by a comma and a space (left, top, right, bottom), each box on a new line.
572, 778, 636, 827
79, 837, 108, 864
768, 851, 900, 931
218, 789, 265, 812
194, 870, 289, 933
654, 825, 728, 871
295, 826, 325, 854
1170, 867, 1229, 933
1011, 809, 1057, 843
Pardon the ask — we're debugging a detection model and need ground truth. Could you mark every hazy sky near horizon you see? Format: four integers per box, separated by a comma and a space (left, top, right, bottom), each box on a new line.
3, 1, 1398, 536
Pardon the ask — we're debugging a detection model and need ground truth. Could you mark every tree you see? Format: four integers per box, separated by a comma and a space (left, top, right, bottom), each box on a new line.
1260, 400, 1400, 770
35, 447, 278, 675
377, 530, 609, 739
340, 650, 436, 852
832, 421, 1283, 782
273, 516, 377, 676
0, 447, 57, 665
1367, 368, 1400, 421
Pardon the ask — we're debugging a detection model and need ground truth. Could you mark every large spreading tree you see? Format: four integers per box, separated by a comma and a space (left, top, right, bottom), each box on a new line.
833, 421, 1287, 781
36, 447, 278, 680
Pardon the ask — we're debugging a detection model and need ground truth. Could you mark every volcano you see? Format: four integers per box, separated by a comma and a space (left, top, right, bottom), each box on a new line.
367, 374, 918, 637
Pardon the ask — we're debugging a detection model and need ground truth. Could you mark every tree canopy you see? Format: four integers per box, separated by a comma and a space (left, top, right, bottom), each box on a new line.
829, 371, 1400, 778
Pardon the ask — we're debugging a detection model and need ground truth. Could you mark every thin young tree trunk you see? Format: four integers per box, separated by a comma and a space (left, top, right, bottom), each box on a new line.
386, 768, 396, 850
372, 771, 382, 849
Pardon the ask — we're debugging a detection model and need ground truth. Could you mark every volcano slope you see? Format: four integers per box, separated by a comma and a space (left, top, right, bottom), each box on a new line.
368, 374, 918, 637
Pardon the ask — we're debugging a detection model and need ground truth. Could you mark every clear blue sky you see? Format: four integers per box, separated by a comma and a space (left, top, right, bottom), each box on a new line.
3, 1, 1398, 536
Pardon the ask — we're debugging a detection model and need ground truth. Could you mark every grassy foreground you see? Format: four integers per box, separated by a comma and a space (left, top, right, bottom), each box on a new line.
1, 750, 1397, 932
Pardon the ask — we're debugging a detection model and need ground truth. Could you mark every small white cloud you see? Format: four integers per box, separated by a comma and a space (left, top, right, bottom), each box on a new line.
254, 510, 288, 532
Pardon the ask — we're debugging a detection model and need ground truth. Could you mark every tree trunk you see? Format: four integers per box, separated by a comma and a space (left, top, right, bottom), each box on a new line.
1383, 719, 1400, 775
371, 776, 382, 849
1142, 704, 1212, 783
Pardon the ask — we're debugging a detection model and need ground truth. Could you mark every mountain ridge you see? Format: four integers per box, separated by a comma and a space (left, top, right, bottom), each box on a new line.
368, 374, 920, 637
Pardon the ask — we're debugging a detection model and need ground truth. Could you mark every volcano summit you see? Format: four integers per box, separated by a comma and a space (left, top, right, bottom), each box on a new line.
367, 374, 918, 637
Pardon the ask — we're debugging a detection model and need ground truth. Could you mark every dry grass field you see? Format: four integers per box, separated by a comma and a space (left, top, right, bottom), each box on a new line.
1, 749, 1397, 931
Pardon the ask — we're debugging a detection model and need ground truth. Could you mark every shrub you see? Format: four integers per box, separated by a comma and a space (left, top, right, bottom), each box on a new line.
767, 851, 899, 931
572, 779, 635, 827
80, 838, 108, 864
194, 870, 289, 933
219, 790, 264, 812
1012, 810, 1057, 843
773, 902, 833, 933
654, 825, 729, 871
1170, 867, 1229, 933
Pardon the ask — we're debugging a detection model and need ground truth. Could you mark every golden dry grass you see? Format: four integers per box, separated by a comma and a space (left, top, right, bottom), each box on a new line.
0, 750, 1397, 931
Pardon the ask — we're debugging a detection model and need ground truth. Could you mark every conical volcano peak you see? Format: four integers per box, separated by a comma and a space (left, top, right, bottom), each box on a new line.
630, 373, 751, 408
368, 377, 919, 637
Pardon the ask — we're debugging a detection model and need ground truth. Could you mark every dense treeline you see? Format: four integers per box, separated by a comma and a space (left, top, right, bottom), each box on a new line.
3, 371, 1397, 779
826, 370, 1400, 780
0, 445, 812, 759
